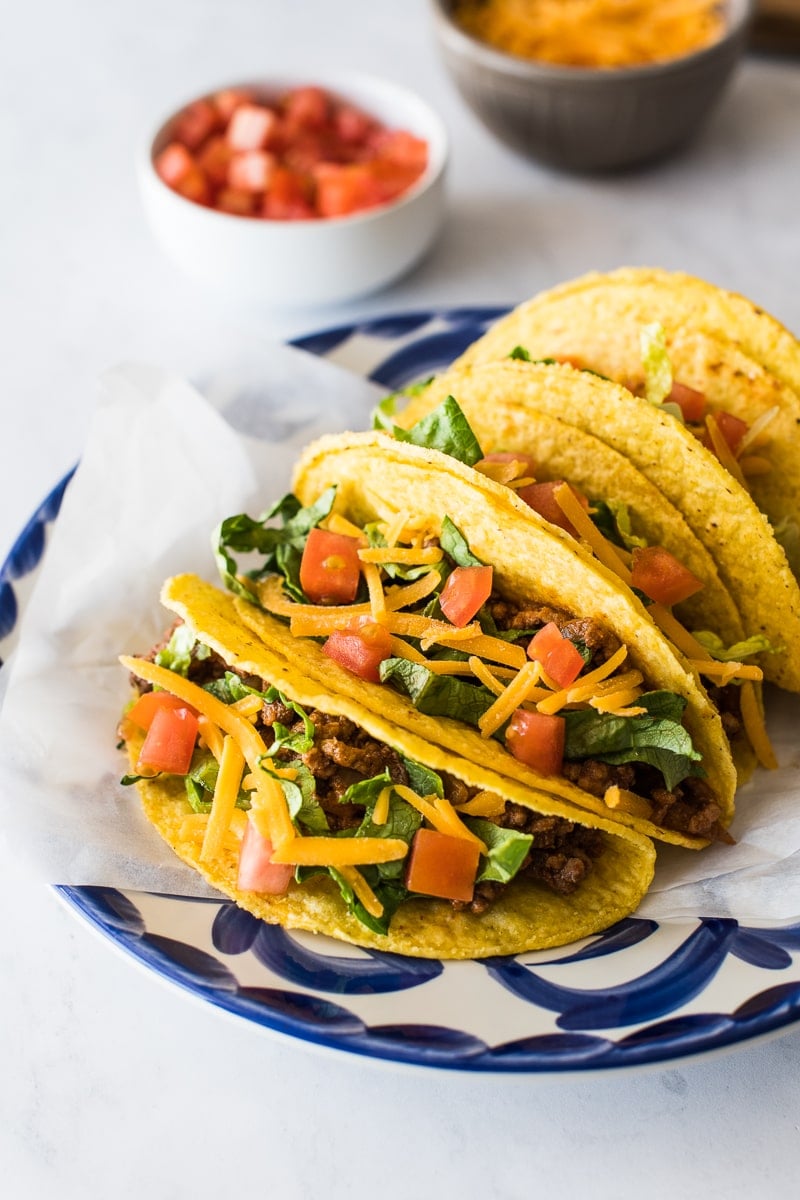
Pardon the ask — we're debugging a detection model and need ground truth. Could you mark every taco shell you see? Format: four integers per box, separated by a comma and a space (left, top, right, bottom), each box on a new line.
127, 574, 656, 959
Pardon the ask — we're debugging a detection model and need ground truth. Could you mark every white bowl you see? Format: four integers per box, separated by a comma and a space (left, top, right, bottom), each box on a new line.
138, 73, 449, 309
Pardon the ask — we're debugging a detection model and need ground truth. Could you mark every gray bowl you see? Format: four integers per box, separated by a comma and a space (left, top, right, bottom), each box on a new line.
430, 0, 754, 172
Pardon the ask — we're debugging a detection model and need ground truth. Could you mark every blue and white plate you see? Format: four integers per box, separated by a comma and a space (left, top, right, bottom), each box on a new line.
3, 308, 800, 1074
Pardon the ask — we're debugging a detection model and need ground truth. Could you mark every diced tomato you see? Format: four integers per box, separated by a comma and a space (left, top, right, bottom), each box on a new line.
299, 527, 362, 604
480, 450, 536, 476
227, 103, 279, 151
373, 129, 429, 172
668, 381, 706, 423
405, 828, 480, 903
263, 166, 316, 219
174, 98, 220, 150
283, 85, 329, 130
127, 690, 198, 732
335, 103, 375, 145
704, 410, 749, 455
630, 545, 705, 607
439, 565, 493, 628
314, 162, 386, 218
517, 480, 589, 537
506, 709, 565, 776
527, 622, 584, 688
154, 142, 196, 187
173, 165, 210, 205
137, 706, 198, 776
212, 88, 254, 123
216, 187, 257, 216
323, 617, 393, 683
228, 150, 275, 193
237, 819, 294, 894
196, 135, 233, 186
157, 85, 429, 221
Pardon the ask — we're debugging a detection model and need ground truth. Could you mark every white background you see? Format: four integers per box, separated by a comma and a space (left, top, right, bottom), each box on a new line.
2, 2, 800, 1196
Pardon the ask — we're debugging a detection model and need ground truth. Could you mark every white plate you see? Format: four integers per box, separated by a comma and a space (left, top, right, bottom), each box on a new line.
3, 307, 800, 1073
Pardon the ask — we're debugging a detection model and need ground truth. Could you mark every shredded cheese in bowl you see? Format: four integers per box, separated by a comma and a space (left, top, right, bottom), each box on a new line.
451, 0, 727, 69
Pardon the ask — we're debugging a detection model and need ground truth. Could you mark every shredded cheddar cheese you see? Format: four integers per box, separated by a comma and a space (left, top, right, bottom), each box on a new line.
392, 785, 488, 853
372, 786, 393, 826
358, 545, 443, 566
553, 483, 633, 584
362, 561, 387, 621
326, 513, 368, 541
479, 661, 544, 737
200, 734, 246, 862
454, 791, 507, 818
197, 715, 225, 761
705, 414, 748, 489
603, 785, 653, 820
338, 866, 384, 918
270, 835, 408, 867
120, 656, 295, 851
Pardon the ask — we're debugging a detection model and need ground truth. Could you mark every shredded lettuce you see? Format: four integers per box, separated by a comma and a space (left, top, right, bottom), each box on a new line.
563, 691, 703, 791
154, 625, 210, 677
376, 395, 484, 467
214, 487, 337, 602
440, 515, 484, 567
590, 499, 648, 551
379, 657, 499, 727
371, 378, 435, 432
639, 323, 685, 420
693, 630, 783, 662
464, 818, 533, 885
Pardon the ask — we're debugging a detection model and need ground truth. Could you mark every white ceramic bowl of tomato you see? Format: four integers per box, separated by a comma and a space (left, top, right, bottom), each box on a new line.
138, 74, 448, 308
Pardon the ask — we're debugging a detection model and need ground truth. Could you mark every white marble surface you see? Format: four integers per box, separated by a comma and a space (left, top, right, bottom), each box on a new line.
3, 3, 800, 1196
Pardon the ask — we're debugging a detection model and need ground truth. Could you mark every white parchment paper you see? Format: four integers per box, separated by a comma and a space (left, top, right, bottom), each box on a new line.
1, 348, 799, 918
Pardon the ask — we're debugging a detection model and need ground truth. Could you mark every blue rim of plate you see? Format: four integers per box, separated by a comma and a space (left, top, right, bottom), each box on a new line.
5, 305, 800, 1073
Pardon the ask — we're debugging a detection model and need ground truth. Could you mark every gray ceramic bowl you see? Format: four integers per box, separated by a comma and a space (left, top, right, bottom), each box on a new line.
430, 0, 754, 172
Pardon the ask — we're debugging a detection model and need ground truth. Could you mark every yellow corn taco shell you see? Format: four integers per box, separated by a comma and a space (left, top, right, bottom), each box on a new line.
394, 362, 765, 784
243, 431, 738, 849
454, 267, 800, 535
126, 575, 656, 960
412, 359, 800, 694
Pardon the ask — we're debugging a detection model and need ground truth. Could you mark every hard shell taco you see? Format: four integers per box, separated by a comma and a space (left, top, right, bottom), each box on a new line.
398, 358, 800, 697
382, 365, 781, 780
119, 575, 656, 960
453, 266, 800, 557
215, 430, 740, 850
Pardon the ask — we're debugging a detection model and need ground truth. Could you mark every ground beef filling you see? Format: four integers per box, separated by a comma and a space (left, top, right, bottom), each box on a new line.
489, 596, 724, 841
134, 630, 605, 910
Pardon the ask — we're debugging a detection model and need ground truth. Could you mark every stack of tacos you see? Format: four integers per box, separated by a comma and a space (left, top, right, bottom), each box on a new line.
118, 267, 799, 959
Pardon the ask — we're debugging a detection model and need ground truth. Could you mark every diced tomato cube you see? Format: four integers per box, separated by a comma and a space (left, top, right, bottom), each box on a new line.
630, 545, 705, 607
237, 819, 294, 894
705, 410, 749, 455
506, 709, 565, 776
228, 150, 275, 193
154, 142, 195, 187
300, 528, 362, 604
314, 163, 385, 217
517, 480, 589, 537
263, 166, 316, 220
439, 565, 493, 628
323, 617, 393, 684
174, 98, 220, 150
283, 85, 329, 130
196, 135, 233, 186
216, 187, 256, 216
126, 690, 198, 732
372, 129, 429, 172
335, 103, 375, 145
527, 623, 585, 688
174, 165, 210, 205
212, 87, 254, 123
227, 103, 279, 151
668, 381, 706, 423
405, 828, 480, 903
137, 706, 198, 776
543, 638, 586, 689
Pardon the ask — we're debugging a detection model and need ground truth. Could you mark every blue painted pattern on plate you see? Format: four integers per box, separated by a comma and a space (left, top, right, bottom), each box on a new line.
5, 312, 800, 1072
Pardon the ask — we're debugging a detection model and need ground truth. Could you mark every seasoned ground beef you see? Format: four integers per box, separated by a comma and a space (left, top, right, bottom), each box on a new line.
489, 596, 620, 663
564, 757, 723, 840
706, 682, 744, 742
